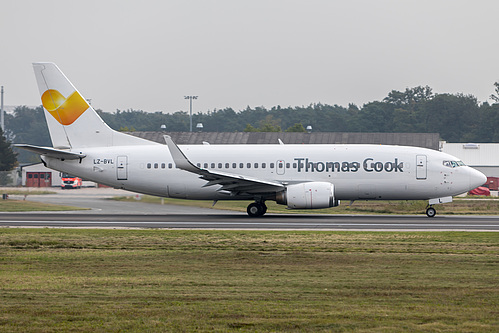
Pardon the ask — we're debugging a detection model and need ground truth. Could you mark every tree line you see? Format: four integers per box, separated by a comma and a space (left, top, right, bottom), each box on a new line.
4, 84, 499, 163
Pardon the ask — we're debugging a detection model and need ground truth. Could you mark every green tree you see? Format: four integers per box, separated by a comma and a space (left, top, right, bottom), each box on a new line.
0, 127, 17, 171
424, 93, 478, 142
285, 123, 306, 132
490, 82, 499, 103
384, 86, 433, 107
7, 106, 51, 163
243, 124, 259, 132
258, 115, 281, 132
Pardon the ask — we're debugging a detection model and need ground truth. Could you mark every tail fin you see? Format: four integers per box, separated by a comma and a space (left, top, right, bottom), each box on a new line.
33, 63, 152, 149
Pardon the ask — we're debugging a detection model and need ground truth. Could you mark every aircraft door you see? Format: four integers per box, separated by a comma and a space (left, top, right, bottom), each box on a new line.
416, 155, 427, 180
276, 160, 285, 175
117, 155, 128, 180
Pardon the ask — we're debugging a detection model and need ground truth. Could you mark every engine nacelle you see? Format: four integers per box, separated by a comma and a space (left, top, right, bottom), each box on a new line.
276, 182, 339, 209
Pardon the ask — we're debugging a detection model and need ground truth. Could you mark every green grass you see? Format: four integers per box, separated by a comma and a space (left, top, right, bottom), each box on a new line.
0, 189, 56, 195
0, 229, 497, 332
112, 195, 499, 215
0, 200, 88, 212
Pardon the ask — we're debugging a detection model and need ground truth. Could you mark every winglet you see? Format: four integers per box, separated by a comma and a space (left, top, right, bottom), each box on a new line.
163, 135, 199, 173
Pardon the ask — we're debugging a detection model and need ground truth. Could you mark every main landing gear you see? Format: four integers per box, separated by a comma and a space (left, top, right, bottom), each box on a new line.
425, 205, 436, 218
247, 201, 267, 217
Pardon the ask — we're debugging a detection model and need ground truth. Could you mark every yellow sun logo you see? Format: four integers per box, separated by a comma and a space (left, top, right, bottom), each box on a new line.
41, 89, 89, 125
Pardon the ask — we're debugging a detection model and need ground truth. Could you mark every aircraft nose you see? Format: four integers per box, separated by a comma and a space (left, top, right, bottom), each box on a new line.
469, 168, 487, 189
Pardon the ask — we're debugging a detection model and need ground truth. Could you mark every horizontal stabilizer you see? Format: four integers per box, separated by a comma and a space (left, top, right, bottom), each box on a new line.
14, 144, 86, 160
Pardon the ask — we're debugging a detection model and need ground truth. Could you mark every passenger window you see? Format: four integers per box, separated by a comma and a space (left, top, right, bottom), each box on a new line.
254, 163, 258, 168
286, 163, 290, 168
293, 163, 297, 168
270, 163, 275, 168
225, 163, 229, 168
197, 163, 201, 167
218, 163, 222, 168
161, 163, 166, 169
240, 163, 244, 168
211, 163, 215, 168
168, 163, 173, 169
232, 163, 237, 168
147, 163, 152, 169
204, 163, 208, 168
154, 163, 158, 169
279, 162, 283, 168
262, 163, 266, 168
247, 163, 251, 168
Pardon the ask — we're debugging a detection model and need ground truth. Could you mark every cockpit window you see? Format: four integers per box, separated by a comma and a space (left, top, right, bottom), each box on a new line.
443, 160, 465, 168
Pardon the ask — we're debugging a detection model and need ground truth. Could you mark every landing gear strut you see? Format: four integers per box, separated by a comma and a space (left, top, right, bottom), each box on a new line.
425, 206, 436, 218
247, 202, 267, 217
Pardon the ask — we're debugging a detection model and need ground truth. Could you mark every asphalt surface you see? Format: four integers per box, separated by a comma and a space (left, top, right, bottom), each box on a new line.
1, 188, 499, 231
1, 212, 499, 230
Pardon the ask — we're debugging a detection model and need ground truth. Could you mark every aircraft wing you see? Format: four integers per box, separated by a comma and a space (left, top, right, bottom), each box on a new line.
164, 135, 284, 195
14, 144, 86, 160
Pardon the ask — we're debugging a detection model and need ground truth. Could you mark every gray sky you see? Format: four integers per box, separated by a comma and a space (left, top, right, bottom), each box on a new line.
1, 0, 498, 114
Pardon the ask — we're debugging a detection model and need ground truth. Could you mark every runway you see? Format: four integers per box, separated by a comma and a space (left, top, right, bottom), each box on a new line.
1, 188, 498, 231
1, 212, 498, 231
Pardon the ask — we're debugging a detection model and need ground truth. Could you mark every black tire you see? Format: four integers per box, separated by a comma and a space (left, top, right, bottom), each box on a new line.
247, 202, 266, 217
426, 207, 436, 218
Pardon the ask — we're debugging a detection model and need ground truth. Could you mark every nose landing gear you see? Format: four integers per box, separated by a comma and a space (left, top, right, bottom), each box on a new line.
247, 201, 267, 217
425, 197, 452, 217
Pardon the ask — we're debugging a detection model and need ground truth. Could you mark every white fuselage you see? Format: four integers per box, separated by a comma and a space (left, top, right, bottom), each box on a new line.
42, 143, 485, 201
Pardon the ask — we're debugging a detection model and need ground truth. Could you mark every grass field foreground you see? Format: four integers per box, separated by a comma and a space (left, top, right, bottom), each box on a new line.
0, 229, 497, 332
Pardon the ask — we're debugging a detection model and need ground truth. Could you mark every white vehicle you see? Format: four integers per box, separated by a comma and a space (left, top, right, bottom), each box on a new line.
16, 63, 486, 217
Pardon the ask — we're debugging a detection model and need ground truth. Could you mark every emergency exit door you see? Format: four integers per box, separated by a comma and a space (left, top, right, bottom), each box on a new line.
276, 160, 285, 175
416, 155, 427, 180
117, 156, 128, 180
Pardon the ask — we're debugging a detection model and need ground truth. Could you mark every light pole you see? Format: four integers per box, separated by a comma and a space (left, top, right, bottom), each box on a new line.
1, 86, 4, 132
184, 96, 198, 132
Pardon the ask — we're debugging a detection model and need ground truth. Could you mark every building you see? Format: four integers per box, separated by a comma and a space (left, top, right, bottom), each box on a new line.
21, 163, 97, 188
128, 132, 441, 150
21, 162, 61, 187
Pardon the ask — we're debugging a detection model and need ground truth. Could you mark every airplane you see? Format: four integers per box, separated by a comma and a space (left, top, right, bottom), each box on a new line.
16, 63, 487, 218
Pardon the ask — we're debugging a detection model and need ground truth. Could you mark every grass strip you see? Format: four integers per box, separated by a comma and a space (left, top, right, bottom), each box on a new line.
0, 229, 497, 332
0, 200, 88, 212
0, 189, 56, 195
112, 195, 499, 215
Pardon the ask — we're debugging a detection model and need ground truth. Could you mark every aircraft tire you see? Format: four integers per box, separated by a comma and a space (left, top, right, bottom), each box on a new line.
426, 207, 436, 218
247, 202, 266, 217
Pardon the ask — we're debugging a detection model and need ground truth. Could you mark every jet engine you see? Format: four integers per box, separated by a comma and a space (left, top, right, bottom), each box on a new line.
276, 182, 339, 209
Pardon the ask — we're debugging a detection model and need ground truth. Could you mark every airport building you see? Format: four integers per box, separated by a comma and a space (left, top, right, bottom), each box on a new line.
128, 132, 441, 150
20, 163, 61, 187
